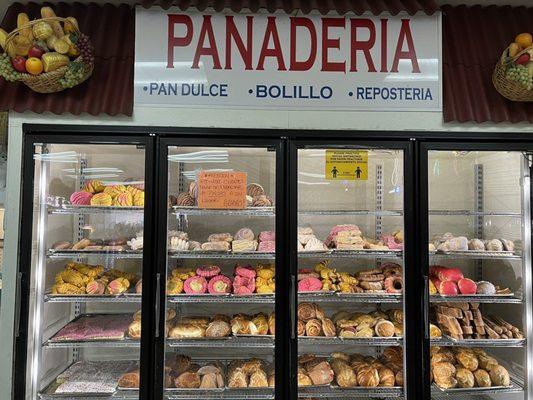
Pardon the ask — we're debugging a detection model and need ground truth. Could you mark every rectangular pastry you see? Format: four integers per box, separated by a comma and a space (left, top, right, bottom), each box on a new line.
232, 240, 258, 252
201, 241, 230, 251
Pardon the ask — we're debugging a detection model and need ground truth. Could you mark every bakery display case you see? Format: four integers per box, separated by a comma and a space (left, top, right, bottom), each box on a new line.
295, 144, 412, 399
18, 138, 151, 400
423, 148, 532, 400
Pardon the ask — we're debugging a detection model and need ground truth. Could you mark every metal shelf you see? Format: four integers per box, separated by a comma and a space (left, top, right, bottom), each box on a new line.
298, 336, 403, 346
167, 294, 274, 304
40, 393, 138, 400
297, 385, 403, 398
430, 251, 522, 260
170, 206, 274, 217
429, 210, 522, 217
47, 250, 143, 259
430, 294, 522, 304
168, 251, 275, 260
44, 293, 142, 303
298, 292, 402, 304
299, 210, 403, 216
48, 205, 143, 215
298, 250, 402, 259
431, 336, 526, 347
44, 338, 140, 349
167, 336, 274, 348
164, 388, 274, 400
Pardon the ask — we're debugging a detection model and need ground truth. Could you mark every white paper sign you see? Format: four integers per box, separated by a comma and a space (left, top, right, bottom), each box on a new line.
135, 7, 441, 111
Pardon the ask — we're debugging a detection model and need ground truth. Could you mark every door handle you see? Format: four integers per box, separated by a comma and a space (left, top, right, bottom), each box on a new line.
291, 275, 296, 340
14, 272, 22, 337
423, 275, 430, 340
154, 273, 161, 338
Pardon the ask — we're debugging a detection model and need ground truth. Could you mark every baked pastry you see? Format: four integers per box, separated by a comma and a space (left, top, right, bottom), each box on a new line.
395, 370, 404, 387
429, 324, 442, 338
167, 278, 184, 295
231, 316, 259, 335
90, 192, 113, 206
298, 303, 317, 321
490, 365, 510, 386
375, 320, 395, 337
456, 367, 475, 388
297, 319, 305, 336
232, 239, 258, 252
331, 359, 357, 387
201, 241, 230, 251
176, 192, 195, 206
252, 195, 272, 206
208, 275, 232, 294
118, 370, 140, 388
83, 179, 105, 194
208, 233, 233, 242
377, 366, 395, 387
183, 276, 208, 294
247, 183, 265, 197
175, 371, 201, 388
305, 319, 323, 337
456, 351, 478, 372
205, 320, 231, 337
235, 228, 255, 241
356, 366, 380, 387
306, 361, 334, 385
249, 370, 268, 387
168, 323, 206, 338
128, 320, 141, 339
473, 369, 492, 387
252, 314, 269, 335
188, 181, 198, 199
297, 367, 313, 386
478, 355, 499, 371
322, 318, 336, 337
70, 191, 93, 205
433, 362, 457, 389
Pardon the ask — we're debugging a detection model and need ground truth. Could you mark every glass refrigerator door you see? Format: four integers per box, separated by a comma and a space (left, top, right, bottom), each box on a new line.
296, 146, 407, 398
426, 149, 531, 400
160, 144, 279, 399
23, 141, 148, 400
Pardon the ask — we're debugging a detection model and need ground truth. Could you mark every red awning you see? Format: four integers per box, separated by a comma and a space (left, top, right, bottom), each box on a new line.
0, 2, 134, 116
139, 0, 439, 15
443, 4, 533, 123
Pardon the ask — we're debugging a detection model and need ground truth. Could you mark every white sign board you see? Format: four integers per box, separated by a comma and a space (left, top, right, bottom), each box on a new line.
135, 7, 441, 111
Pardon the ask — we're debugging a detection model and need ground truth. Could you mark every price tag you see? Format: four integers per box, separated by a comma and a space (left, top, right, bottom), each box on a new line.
325, 150, 368, 181
197, 171, 247, 209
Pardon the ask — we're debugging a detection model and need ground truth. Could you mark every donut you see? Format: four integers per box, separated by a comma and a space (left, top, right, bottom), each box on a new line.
196, 265, 221, 278
235, 265, 256, 278
298, 277, 323, 292
384, 276, 403, 293
70, 191, 93, 205
208, 275, 232, 294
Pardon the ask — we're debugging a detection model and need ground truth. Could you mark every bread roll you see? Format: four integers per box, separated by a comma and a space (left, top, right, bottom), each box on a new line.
175, 371, 201, 388
377, 366, 395, 387
249, 370, 268, 387
168, 323, 206, 338
456, 367, 475, 388
205, 320, 231, 337
395, 370, 404, 387
242, 359, 263, 375
268, 313, 275, 335
128, 320, 141, 339
228, 367, 247, 388
456, 351, 479, 372
252, 313, 269, 335
489, 365, 510, 386
382, 346, 403, 364
297, 367, 313, 386
473, 369, 491, 387
331, 359, 357, 387
357, 365, 380, 387
433, 362, 457, 389
478, 355, 499, 372
118, 370, 140, 388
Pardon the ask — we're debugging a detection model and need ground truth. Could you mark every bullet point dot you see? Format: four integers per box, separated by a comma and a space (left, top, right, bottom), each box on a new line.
248, 89, 253, 94
143, 86, 148, 91
348, 91, 353, 97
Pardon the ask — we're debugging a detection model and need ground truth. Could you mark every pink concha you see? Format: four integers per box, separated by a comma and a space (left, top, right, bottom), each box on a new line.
259, 231, 275, 242
208, 275, 232, 294
70, 191, 93, 205
234, 285, 254, 295
196, 265, 221, 278
235, 265, 256, 278
86, 280, 105, 295
258, 241, 275, 252
233, 275, 255, 293
183, 276, 208, 294
298, 277, 323, 292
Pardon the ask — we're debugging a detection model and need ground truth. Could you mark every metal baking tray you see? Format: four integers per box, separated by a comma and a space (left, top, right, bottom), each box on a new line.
168, 251, 275, 260
298, 385, 403, 398
432, 383, 518, 395
430, 250, 522, 260
430, 293, 520, 304
48, 204, 144, 215
299, 250, 403, 259
170, 206, 274, 217
433, 335, 526, 347
45, 292, 141, 303
167, 293, 274, 304
298, 291, 402, 304
47, 250, 143, 259
298, 336, 403, 346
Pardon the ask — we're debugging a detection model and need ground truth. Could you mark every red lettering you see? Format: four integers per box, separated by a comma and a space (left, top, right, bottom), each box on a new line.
349, 19, 376, 72
257, 17, 286, 71
391, 19, 420, 73
192, 15, 222, 69
321, 18, 345, 72
290, 17, 317, 71
225, 16, 253, 70
167, 15, 192, 69
380, 19, 387, 72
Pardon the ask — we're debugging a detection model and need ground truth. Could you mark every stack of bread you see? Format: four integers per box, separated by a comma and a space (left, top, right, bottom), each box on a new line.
231, 313, 275, 335
168, 315, 232, 339
51, 263, 139, 296
433, 303, 524, 340
431, 347, 511, 389
227, 358, 275, 388
429, 233, 515, 253
332, 309, 403, 338
51, 236, 134, 252
298, 227, 328, 252
297, 303, 336, 337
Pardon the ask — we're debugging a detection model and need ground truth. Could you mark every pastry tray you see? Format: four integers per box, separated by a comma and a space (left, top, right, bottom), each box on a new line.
298, 385, 403, 397
298, 291, 402, 303
48, 249, 143, 259
298, 336, 403, 346
298, 249, 403, 259
45, 292, 142, 303
433, 335, 526, 347
430, 293, 520, 304
430, 250, 522, 260
170, 206, 275, 217
167, 293, 274, 304
166, 336, 274, 348
48, 204, 144, 215
432, 383, 518, 395
168, 251, 276, 260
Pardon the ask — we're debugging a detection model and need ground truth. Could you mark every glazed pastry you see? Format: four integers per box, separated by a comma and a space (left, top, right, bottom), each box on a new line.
232, 239, 258, 252
235, 228, 255, 241
377, 366, 395, 387
456, 367, 475, 388
233, 275, 256, 295
297, 367, 313, 386
107, 278, 131, 295
90, 192, 113, 206
231, 317, 259, 335
118, 370, 140, 388
196, 265, 220, 278
478, 355, 499, 371
201, 241, 230, 251
205, 320, 231, 337
256, 265, 275, 279
249, 370, 268, 387
167, 277, 184, 295
297, 303, 317, 321
51, 282, 85, 295
356, 366, 380, 387
128, 320, 141, 339
207, 233, 233, 243
103, 184, 127, 198
208, 275, 232, 294
247, 183, 265, 197
297, 320, 305, 336
456, 351, 478, 372
331, 359, 357, 387
70, 191, 93, 205
83, 180, 105, 194
183, 276, 208, 294
429, 324, 442, 338
176, 192, 195, 206
252, 314, 269, 335
298, 277, 323, 292
235, 265, 257, 278
433, 362, 457, 389
322, 318, 336, 337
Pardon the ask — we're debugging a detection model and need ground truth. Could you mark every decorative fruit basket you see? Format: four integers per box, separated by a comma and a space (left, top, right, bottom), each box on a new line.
493, 33, 533, 102
0, 7, 94, 93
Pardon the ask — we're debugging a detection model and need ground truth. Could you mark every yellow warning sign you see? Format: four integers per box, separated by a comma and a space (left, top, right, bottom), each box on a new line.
325, 150, 368, 180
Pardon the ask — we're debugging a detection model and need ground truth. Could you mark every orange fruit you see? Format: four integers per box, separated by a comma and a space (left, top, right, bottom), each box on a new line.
26, 57, 43, 75
515, 33, 533, 48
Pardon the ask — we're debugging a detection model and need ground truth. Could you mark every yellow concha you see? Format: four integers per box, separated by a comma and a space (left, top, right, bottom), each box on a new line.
90, 192, 112, 206
104, 184, 127, 198
126, 185, 142, 196
84, 179, 105, 194
133, 191, 144, 206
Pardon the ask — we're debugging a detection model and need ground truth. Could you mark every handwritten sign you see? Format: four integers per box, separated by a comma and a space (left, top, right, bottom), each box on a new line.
197, 171, 247, 209
325, 150, 368, 180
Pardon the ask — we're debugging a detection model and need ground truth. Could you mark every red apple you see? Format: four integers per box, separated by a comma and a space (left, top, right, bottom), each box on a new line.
28, 45, 45, 59
438, 267, 464, 282
11, 56, 27, 73
439, 281, 459, 296
457, 278, 477, 295
431, 277, 442, 294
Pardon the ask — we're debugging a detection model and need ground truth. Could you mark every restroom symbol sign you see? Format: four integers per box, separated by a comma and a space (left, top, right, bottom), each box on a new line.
325, 150, 368, 181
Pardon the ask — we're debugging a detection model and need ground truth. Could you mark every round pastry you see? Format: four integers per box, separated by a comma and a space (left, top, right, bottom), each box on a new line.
128, 320, 142, 339
83, 179, 105, 194
485, 239, 503, 252
305, 319, 323, 337
478, 355, 499, 371
388, 309, 403, 324
175, 371, 201, 388
104, 184, 127, 198
233, 275, 255, 294
259, 231, 275, 242
268, 313, 275, 335
135, 279, 142, 294
133, 192, 144, 207
187, 181, 198, 199
456, 367, 475, 388
70, 191, 93, 205
235, 265, 256, 278
298, 277, 323, 292
297, 319, 306, 336
490, 365, 510, 386
429, 324, 442, 338
234, 227, 255, 241
297, 269, 319, 281
375, 320, 396, 337
476, 281, 496, 295
322, 318, 337, 337
380, 262, 402, 277
196, 265, 221, 278
331, 359, 357, 387
377, 366, 395, 387
356, 366, 380, 387
256, 265, 275, 279
183, 276, 207, 294
252, 313, 269, 335
113, 191, 133, 207
125, 185, 142, 197
395, 370, 404, 387
297, 367, 313, 386
382, 347, 403, 364
252, 195, 272, 207
90, 192, 113, 206
384, 276, 403, 293
167, 278, 184, 295
86, 280, 105, 295
249, 370, 268, 388
297, 303, 317, 321
208, 275, 232, 294
456, 351, 479, 372
473, 369, 492, 387
247, 183, 265, 197
433, 361, 457, 389
177, 192, 195, 206
205, 320, 231, 337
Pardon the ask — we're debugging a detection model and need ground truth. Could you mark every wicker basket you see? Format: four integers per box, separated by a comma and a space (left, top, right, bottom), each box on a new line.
3, 16, 93, 93
493, 46, 533, 102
